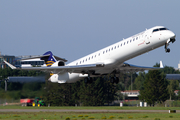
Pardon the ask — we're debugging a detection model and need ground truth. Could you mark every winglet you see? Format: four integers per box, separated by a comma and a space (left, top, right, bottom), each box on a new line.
3, 60, 17, 69
160, 61, 164, 68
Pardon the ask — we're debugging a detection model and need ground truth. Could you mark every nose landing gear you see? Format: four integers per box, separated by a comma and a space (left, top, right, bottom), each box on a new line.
165, 38, 176, 53
165, 43, 170, 53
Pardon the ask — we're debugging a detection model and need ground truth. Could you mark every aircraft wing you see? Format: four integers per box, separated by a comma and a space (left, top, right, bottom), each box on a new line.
117, 62, 163, 72
3, 60, 104, 74
4, 60, 162, 74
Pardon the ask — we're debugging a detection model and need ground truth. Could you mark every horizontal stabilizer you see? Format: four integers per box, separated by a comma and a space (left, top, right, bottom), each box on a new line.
160, 61, 164, 68
3, 60, 17, 69
18, 51, 68, 62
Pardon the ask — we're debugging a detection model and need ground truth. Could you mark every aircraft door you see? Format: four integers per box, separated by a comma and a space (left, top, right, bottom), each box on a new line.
144, 33, 151, 45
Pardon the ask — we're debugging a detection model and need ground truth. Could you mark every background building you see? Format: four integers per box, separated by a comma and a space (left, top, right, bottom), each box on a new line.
0, 52, 15, 68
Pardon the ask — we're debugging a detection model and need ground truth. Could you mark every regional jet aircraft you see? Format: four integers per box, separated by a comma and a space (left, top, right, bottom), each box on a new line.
4, 26, 176, 83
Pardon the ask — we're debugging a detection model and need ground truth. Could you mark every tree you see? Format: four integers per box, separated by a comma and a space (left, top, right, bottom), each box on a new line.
133, 72, 146, 90
43, 81, 77, 106
78, 77, 117, 106
139, 70, 169, 106
167, 80, 179, 100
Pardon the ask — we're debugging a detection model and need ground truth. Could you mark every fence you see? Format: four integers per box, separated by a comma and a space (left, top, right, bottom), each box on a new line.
0, 98, 20, 106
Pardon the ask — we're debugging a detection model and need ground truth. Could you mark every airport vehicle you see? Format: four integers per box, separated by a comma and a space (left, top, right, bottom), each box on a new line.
4, 26, 176, 84
20, 98, 34, 106
32, 97, 45, 107
20, 97, 45, 107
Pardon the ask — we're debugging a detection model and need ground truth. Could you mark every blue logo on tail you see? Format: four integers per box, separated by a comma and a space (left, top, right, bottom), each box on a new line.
41, 51, 57, 67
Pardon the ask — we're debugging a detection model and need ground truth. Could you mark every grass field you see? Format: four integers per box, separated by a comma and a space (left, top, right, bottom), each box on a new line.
1, 105, 180, 110
1, 106, 180, 120
0, 112, 180, 120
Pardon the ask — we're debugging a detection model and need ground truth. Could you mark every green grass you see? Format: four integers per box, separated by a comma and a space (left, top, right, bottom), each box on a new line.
1, 105, 180, 110
1, 106, 180, 120
0, 112, 179, 120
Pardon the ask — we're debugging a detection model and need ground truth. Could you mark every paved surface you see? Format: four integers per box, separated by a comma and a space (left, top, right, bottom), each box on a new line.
0, 109, 179, 113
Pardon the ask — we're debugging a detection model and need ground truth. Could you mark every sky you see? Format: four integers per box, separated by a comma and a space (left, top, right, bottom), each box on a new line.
0, 0, 180, 68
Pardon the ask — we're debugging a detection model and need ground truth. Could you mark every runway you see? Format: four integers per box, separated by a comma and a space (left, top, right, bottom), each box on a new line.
0, 109, 179, 113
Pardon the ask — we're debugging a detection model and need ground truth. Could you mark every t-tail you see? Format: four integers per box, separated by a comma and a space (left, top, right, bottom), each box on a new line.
41, 51, 57, 67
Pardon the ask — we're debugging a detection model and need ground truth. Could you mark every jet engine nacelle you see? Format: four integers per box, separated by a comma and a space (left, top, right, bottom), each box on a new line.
48, 72, 81, 83
51, 61, 65, 67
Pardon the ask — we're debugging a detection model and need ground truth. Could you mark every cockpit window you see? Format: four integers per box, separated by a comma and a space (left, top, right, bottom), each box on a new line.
153, 29, 159, 32
153, 28, 169, 33
159, 28, 168, 30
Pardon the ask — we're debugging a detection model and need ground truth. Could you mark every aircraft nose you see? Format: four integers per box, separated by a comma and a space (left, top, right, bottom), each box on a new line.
169, 31, 176, 39
168, 31, 176, 44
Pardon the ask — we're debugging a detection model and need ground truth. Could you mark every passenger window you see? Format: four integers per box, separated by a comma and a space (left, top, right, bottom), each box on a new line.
133, 38, 135, 41
136, 37, 138, 40
127, 41, 128, 44
114, 46, 116, 49
118, 45, 119, 48
124, 42, 125, 45
111, 47, 113, 50
121, 43, 122, 46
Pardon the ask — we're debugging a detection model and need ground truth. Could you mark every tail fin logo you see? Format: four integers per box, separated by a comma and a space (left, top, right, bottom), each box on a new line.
41, 51, 57, 67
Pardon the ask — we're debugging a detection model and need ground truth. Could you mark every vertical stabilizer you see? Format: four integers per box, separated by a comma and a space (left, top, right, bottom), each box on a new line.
41, 51, 57, 67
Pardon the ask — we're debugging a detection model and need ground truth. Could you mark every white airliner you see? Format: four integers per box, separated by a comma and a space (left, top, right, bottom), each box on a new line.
4, 26, 176, 84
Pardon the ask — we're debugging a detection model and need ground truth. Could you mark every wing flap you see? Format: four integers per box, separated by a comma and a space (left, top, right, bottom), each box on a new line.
118, 62, 162, 72
21, 64, 104, 74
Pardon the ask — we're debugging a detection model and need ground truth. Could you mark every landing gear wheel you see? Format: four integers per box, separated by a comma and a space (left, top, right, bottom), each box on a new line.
84, 78, 88, 83
166, 48, 170, 53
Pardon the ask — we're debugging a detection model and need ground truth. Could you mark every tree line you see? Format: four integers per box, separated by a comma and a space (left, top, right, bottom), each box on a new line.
0, 65, 180, 106
0, 68, 44, 100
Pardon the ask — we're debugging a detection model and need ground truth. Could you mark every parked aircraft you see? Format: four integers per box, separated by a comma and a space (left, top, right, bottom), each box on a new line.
4, 26, 176, 83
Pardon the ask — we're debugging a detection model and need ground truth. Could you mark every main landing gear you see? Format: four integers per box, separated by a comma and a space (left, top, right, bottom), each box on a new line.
110, 76, 119, 84
84, 77, 93, 84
